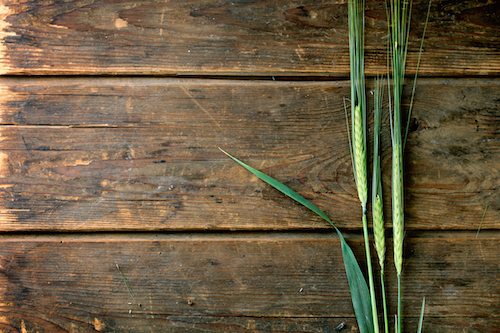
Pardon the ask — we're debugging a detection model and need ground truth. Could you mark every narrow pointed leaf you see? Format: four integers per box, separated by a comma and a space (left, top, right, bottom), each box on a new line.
220, 148, 374, 333
417, 297, 426, 333
219, 148, 332, 225
339, 233, 375, 333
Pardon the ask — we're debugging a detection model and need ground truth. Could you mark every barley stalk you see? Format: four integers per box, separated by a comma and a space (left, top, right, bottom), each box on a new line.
348, 1, 379, 332
386, 3, 431, 329
373, 77, 388, 333
393, 141, 404, 332
388, 1, 414, 331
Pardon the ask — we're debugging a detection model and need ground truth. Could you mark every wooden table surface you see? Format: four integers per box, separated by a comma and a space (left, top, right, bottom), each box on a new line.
0, 1, 498, 332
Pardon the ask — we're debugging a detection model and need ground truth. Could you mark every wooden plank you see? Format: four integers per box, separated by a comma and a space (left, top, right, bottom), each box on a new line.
1, 316, 494, 333
0, 233, 497, 332
0, 0, 498, 76
0, 78, 497, 232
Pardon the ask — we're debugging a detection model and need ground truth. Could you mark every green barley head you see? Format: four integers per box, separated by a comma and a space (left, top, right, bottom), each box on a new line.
392, 143, 404, 275
373, 194, 385, 271
353, 104, 368, 207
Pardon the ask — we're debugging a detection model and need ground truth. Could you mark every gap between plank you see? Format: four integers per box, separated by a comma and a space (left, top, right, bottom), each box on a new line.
0, 230, 497, 242
1, 74, 499, 81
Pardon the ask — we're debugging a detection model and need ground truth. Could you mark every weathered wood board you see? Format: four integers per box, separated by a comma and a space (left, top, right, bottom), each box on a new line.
0, 233, 497, 332
0, 0, 498, 76
0, 78, 497, 232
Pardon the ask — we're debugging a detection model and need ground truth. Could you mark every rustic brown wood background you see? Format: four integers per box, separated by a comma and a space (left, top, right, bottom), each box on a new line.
0, 1, 498, 332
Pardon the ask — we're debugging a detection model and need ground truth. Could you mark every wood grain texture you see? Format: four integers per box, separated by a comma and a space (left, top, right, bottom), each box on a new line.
0, 233, 497, 333
1, 1, 498, 331
0, 0, 498, 76
0, 78, 497, 232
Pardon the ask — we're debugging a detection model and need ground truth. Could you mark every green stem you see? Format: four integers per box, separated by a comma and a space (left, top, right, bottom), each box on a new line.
362, 209, 379, 333
397, 273, 402, 333
380, 271, 389, 333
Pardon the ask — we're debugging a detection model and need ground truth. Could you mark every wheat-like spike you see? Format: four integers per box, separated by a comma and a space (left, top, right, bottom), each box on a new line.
392, 143, 404, 276
353, 104, 367, 207
373, 194, 386, 271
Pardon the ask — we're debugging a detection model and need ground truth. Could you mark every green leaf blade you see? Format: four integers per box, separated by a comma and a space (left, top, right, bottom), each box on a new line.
220, 148, 374, 333
340, 234, 375, 333
417, 297, 426, 333
219, 148, 333, 226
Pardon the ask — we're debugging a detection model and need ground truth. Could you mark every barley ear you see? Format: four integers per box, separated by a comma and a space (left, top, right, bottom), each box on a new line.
392, 143, 404, 276
373, 194, 386, 271
353, 104, 368, 207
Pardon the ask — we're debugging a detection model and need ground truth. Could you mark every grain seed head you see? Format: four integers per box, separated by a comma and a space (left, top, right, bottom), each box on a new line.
392, 143, 404, 275
373, 194, 386, 271
353, 104, 368, 207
